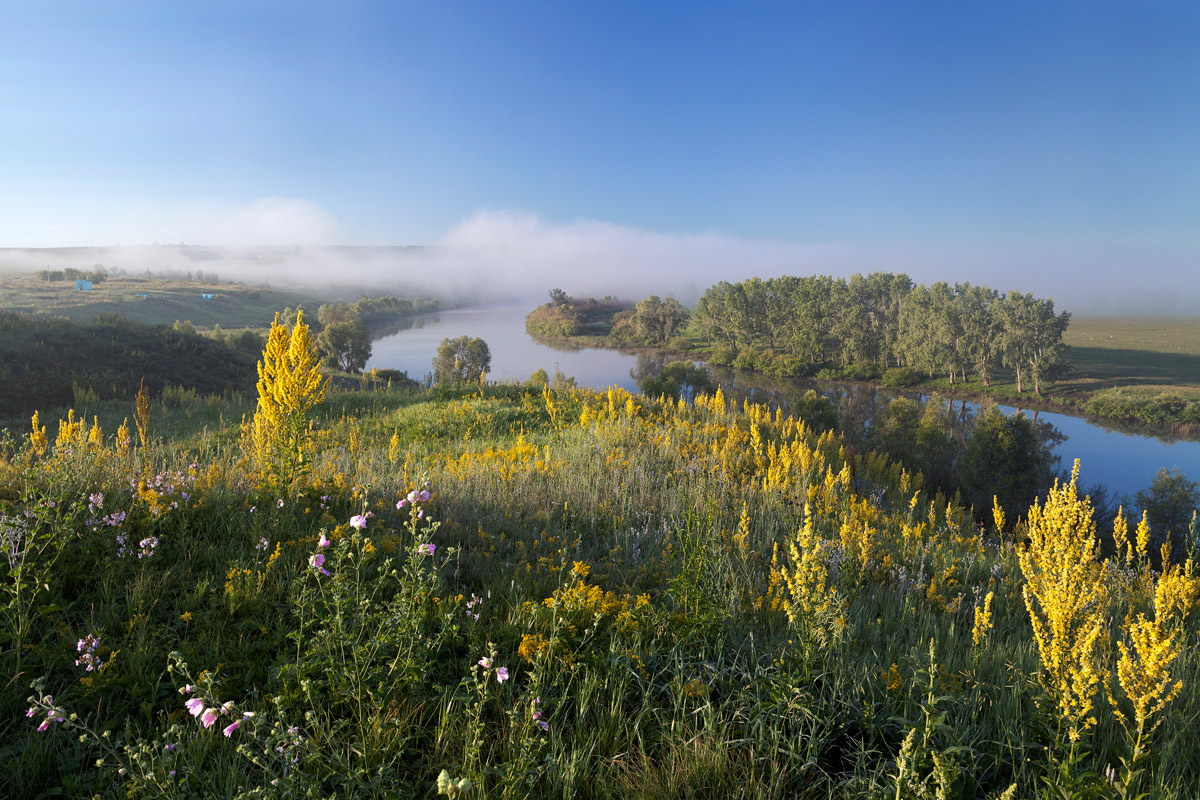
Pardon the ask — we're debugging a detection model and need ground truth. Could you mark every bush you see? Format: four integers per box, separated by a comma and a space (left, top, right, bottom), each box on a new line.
525, 305, 582, 339
883, 368, 923, 388
708, 346, 737, 366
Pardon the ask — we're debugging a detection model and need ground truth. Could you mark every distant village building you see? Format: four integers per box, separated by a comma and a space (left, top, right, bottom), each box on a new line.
75, 279, 93, 291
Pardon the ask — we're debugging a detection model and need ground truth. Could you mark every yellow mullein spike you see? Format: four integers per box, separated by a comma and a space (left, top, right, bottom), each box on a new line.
30, 411, 48, 456
972, 591, 994, 647
1018, 459, 1108, 742
135, 378, 152, 448
116, 418, 131, 451
992, 495, 1006, 534
87, 416, 103, 448
1136, 510, 1152, 564
1113, 506, 1130, 565
246, 310, 328, 487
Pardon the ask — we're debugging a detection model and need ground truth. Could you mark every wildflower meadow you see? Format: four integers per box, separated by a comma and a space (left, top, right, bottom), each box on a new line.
2, 314, 1199, 799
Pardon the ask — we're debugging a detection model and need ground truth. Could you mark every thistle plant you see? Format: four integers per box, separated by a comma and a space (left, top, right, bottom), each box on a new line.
244, 310, 328, 488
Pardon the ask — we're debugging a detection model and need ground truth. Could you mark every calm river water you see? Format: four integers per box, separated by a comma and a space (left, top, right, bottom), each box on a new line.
367, 305, 1200, 499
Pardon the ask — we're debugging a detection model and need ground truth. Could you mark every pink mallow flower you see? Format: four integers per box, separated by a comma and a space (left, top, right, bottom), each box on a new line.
495, 667, 509, 683
478, 657, 492, 669
200, 708, 219, 728
420, 543, 436, 556
318, 533, 331, 548
420, 490, 430, 502
349, 515, 368, 530
309, 553, 329, 575
223, 720, 240, 737
185, 698, 205, 717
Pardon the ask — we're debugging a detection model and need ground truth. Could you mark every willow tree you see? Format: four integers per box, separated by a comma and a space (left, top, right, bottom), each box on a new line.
245, 310, 328, 487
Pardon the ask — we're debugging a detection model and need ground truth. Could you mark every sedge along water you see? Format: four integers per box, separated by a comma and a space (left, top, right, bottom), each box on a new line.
368, 305, 1200, 501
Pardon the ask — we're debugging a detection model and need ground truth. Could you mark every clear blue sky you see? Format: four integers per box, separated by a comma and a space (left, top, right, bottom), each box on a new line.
3, 1, 1199, 309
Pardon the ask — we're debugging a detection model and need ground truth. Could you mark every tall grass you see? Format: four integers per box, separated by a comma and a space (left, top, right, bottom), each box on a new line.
2, 382, 1198, 798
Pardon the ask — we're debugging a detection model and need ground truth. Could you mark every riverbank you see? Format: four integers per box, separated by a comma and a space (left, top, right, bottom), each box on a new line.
527, 315, 1200, 442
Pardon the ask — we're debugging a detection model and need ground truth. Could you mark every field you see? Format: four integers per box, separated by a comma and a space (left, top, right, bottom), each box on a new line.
3, 364, 1199, 798
1058, 316, 1200, 396
0, 271, 323, 330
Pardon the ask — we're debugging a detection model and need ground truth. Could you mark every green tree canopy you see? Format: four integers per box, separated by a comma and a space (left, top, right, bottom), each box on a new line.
318, 318, 372, 373
433, 336, 492, 385
962, 406, 1052, 521
1135, 467, 1199, 556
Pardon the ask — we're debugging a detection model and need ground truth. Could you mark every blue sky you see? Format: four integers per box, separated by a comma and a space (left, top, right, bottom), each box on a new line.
2, 1, 1199, 310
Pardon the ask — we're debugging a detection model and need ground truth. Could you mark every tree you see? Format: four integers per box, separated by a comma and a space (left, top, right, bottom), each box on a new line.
962, 406, 1051, 522
955, 283, 1000, 386
548, 288, 570, 306
433, 336, 491, 385
632, 295, 689, 345
1135, 468, 1199, 556
639, 361, 715, 400
318, 319, 372, 373
998, 292, 1069, 395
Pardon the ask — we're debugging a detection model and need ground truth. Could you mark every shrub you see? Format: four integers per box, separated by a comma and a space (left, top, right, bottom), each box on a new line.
883, 367, 923, 388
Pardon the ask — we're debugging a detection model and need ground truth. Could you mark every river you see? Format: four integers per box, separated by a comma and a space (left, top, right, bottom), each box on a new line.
367, 305, 1200, 500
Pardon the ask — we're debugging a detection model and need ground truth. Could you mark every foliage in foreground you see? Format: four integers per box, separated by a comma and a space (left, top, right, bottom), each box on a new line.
3, 381, 1200, 799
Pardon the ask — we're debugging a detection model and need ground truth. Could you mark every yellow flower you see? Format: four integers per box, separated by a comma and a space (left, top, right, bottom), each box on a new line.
1018, 460, 1108, 742
972, 591, 994, 647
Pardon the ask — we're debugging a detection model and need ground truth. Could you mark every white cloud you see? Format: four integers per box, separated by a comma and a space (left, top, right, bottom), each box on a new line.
170, 197, 339, 246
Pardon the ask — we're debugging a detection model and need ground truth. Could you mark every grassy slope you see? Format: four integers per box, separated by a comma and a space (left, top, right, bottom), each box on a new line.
3, 385, 1198, 798
0, 272, 325, 330
0, 313, 259, 423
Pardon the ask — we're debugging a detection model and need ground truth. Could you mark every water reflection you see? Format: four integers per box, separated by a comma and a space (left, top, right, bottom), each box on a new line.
366, 305, 1200, 500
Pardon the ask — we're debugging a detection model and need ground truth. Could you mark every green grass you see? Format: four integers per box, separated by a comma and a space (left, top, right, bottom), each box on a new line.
2, 383, 1198, 799
0, 271, 325, 330
1059, 316, 1200, 396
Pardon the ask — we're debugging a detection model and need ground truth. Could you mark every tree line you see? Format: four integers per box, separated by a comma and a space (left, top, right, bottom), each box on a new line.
694, 273, 1070, 393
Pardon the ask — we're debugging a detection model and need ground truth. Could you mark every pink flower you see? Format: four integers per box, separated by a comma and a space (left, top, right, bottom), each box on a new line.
495, 667, 509, 683
180, 684, 195, 694
478, 657, 492, 669
406, 490, 420, 504
318, 533, 330, 548
185, 698, 205, 717
223, 720, 240, 737
396, 499, 407, 509
349, 515, 367, 530
419, 490, 430, 502
200, 708, 219, 728
420, 543, 436, 556
309, 553, 330, 575
536, 719, 549, 732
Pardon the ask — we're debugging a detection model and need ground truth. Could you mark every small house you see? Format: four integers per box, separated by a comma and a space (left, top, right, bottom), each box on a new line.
75, 279, 93, 291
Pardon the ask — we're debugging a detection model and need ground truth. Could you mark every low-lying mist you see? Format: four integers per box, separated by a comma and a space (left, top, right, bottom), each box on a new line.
3, 209, 1198, 314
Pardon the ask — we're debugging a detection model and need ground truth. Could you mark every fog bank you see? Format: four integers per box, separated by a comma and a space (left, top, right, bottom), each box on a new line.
3, 210, 1197, 314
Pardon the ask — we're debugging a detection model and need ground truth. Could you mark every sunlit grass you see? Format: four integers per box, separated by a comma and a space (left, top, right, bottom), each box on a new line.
2, 382, 1198, 798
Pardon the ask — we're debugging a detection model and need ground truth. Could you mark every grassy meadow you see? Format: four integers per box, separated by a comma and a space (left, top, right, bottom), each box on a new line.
0, 271, 323, 330
3, 370, 1199, 799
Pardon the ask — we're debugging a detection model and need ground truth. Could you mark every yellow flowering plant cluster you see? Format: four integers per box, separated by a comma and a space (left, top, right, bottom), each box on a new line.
244, 311, 328, 488
774, 505, 846, 650
1018, 461, 1109, 744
